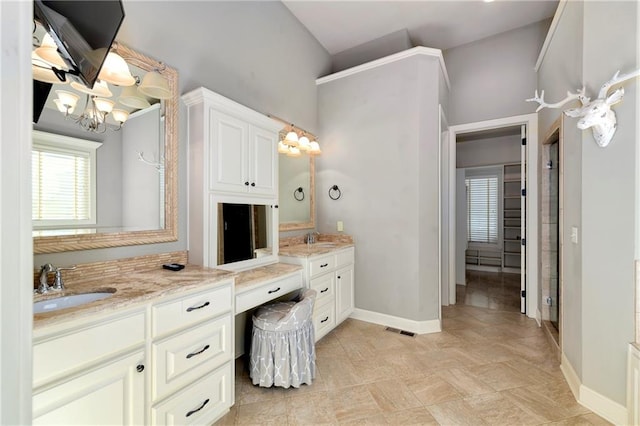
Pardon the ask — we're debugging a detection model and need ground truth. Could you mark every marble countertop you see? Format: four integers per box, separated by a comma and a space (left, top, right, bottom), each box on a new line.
233, 263, 302, 293
278, 242, 355, 258
33, 264, 235, 329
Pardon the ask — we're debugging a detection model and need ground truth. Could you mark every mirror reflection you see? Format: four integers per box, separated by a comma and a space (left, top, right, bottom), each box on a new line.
279, 155, 315, 231
217, 203, 272, 265
32, 40, 178, 253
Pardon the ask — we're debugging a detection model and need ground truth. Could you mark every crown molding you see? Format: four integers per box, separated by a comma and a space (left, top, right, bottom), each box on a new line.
316, 46, 451, 90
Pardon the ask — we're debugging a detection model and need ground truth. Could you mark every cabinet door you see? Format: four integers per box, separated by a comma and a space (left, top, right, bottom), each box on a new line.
336, 265, 354, 324
33, 350, 145, 425
248, 125, 277, 196
209, 109, 249, 193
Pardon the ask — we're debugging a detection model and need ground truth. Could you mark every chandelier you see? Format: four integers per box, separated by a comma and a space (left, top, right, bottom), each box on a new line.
32, 24, 171, 134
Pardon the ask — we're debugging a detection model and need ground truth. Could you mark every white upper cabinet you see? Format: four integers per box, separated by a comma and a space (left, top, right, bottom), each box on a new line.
184, 88, 280, 199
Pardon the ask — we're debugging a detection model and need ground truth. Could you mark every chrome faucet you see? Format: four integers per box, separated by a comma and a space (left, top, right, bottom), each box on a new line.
35, 264, 76, 294
305, 231, 320, 244
36, 263, 55, 294
51, 266, 77, 291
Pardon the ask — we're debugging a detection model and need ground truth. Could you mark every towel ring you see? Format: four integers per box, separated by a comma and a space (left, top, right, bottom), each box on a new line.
294, 187, 305, 201
328, 185, 341, 200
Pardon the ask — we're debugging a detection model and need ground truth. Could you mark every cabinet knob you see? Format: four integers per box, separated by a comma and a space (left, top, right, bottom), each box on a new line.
251, 182, 256, 187
337, 276, 341, 279
244, 181, 249, 186
136, 364, 144, 373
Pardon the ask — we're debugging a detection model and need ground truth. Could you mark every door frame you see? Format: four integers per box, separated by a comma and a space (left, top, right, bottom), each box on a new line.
448, 113, 539, 321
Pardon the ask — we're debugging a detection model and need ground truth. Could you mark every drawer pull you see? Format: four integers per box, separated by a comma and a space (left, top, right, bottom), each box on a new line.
136, 364, 144, 373
320, 316, 329, 323
186, 301, 210, 312
186, 344, 210, 359
337, 276, 341, 279
186, 398, 210, 418
320, 263, 329, 268
320, 287, 329, 293
267, 287, 281, 294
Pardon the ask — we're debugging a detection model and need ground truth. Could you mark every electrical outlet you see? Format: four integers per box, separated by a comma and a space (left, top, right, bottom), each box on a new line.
337, 221, 344, 232
545, 297, 553, 306
571, 226, 579, 244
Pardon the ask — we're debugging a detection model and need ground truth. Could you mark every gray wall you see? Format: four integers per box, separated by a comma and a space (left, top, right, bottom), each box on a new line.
580, 0, 637, 406
331, 29, 413, 73
456, 134, 521, 169
444, 20, 550, 125
538, 0, 637, 406
316, 55, 444, 322
537, 0, 584, 379
34, 1, 331, 266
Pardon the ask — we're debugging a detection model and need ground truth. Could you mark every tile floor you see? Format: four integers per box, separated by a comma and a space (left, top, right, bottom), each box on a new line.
217, 272, 609, 425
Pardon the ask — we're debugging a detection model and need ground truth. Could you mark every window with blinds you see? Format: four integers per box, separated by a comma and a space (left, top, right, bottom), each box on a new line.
466, 175, 499, 245
32, 131, 101, 228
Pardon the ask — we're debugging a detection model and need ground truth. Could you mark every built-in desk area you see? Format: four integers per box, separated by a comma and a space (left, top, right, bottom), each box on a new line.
232, 263, 303, 314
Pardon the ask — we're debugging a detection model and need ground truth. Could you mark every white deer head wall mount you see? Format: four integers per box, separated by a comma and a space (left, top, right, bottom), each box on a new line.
527, 69, 640, 148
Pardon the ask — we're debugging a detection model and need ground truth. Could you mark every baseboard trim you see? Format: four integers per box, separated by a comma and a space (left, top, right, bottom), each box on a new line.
536, 308, 542, 326
560, 352, 628, 425
350, 308, 441, 334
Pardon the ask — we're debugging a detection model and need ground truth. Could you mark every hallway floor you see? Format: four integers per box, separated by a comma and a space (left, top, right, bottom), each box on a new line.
218, 290, 609, 425
457, 270, 522, 312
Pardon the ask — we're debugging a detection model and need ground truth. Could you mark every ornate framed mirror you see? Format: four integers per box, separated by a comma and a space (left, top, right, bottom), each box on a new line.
33, 42, 178, 253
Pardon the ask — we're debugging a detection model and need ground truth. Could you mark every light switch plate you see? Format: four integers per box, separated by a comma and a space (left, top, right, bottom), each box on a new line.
571, 226, 579, 244
337, 221, 344, 232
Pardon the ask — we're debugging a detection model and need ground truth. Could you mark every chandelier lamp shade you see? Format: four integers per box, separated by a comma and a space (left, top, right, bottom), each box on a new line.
269, 115, 321, 157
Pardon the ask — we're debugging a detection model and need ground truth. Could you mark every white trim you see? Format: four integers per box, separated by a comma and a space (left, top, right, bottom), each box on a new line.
560, 352, 581, 400
534, 0, 568, 72
316, 46, 451, 90
449, 113, 538, 320
561, 352, 629, 425
536, 308, 542, 326
0, 1, 33, 423
581, 386, 627, 425
628, 344, 640, 426
350, 308, 441, 335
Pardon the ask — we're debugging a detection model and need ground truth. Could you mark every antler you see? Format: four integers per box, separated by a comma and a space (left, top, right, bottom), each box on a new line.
598, 69, 640, 99
526, 87, 586, 112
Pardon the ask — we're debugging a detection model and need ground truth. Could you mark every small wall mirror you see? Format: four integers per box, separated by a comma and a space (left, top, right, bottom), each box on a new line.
279, 155, 315, 231
32, 41, 178, 253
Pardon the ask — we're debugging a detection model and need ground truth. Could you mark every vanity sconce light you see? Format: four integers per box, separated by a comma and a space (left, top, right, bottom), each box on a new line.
294, 187, 305, 201
328, 185, 341, 200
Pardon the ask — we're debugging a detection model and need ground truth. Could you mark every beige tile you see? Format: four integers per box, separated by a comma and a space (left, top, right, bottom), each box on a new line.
235, 398, 290, 425
365, 378, 423, 412
426, 398, 488, 425
236, 381, 286, 406
405, 373, 463, 405
316, 356, 362, 389
214, 404, 238, 425
330, 384, 383, 423
465, 391, 543, 425
437, 367, 495, 397
286, 390, 337, 425
383, 406, 439, 425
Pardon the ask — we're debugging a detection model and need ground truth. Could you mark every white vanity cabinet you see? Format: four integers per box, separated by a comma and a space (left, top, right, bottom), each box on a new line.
150, 283, 234, 425
281, 247, 355, 341
183, 87, 281, 198
32, 278, 235, 426
32, 308, 147, 425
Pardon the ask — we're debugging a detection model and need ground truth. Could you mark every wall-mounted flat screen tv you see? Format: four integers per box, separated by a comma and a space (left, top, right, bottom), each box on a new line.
33, 0, 125, 88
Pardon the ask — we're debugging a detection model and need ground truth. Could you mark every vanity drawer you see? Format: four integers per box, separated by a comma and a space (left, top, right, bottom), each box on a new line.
309, 273, 335, 307
151, 361, 232, 426
309, 254, 335, 278
33, 310, 145, 388
313, 302, 336, 342
152, 314, 232, 401
336, 248, 354, 268
235, 272, 302, 314
152, 283, 232, 337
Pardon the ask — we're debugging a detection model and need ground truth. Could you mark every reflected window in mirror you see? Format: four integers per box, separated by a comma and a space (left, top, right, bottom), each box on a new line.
32, 130, 101, 230
32, 42, 178, 253
279, 155, 315, 231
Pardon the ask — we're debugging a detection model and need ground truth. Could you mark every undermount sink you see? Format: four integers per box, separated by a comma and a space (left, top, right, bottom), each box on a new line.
34, 290, 116, 314
313, 242, 337, 248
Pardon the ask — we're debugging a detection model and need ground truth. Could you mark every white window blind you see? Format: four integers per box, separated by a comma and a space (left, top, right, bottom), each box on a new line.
32, 130, 101, 228
466, 175, 499, 244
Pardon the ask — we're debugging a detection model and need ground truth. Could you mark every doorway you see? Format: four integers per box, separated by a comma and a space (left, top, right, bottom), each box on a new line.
448, 113, 539, 319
